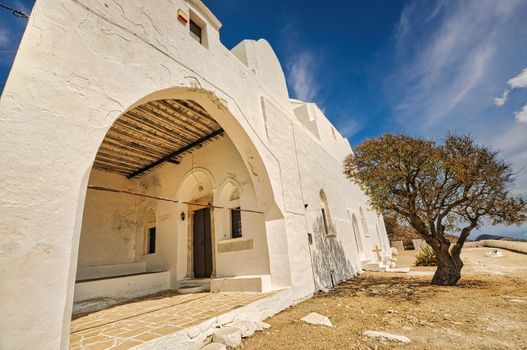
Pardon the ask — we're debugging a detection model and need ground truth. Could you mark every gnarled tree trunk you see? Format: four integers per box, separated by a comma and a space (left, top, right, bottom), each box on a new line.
431, 244, 463, 286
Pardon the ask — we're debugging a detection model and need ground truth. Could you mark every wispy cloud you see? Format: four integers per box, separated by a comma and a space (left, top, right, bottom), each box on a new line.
335, 117, 362, 139
287, 51, 319, 103
387, 1, 521, 131
515, 104, 527, 124
280, 19, 323, 104
494, 90, 509, 106
0, 26, 10, 47
384, 0, 527, 238
509, 67, 527, 89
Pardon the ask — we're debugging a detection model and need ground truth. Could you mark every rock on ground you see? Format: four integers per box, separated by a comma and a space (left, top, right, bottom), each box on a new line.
486, 249, 504, 258
201, 343, 227, 350
229, 320, 255, 337
212, 327, 242, 347
300, 312, 333, 327
363, 330, 411, 343
261, 322, 271, 329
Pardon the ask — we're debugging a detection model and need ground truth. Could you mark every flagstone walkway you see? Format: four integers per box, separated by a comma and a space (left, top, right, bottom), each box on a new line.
70, 291, 269, 350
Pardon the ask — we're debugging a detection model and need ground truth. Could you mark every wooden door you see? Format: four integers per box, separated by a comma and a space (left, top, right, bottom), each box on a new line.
193, 208, 212, 278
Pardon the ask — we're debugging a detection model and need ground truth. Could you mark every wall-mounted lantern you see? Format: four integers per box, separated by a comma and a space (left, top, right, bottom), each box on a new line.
180, 211, 186, 221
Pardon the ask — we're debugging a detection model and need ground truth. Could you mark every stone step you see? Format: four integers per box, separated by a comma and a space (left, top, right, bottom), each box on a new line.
363, 262, 388, 272
201, 343, 227, 350
177, 279, 211, 294
179, 278, 211, 286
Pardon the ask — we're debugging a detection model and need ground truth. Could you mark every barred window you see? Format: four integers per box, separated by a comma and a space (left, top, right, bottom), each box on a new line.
231, 208, 242, 238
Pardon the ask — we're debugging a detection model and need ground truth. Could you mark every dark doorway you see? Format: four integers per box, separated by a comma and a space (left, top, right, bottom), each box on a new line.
193, 208, 212, 278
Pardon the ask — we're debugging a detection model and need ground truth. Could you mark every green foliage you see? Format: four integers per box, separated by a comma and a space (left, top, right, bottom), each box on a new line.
415, 246, 437, 266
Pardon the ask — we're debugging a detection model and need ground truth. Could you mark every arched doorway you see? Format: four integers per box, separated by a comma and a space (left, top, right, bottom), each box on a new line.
73, 90, 279, 315
175, 168, 215, 279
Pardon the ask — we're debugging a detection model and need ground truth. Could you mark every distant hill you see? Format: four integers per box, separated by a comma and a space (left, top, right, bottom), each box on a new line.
475, 234, 527, 242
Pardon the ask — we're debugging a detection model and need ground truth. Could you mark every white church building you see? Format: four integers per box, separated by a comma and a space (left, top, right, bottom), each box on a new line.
0, 1, 391, 349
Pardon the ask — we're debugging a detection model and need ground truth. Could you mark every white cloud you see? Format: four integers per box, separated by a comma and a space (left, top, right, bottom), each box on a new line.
0, 26, 10, 47
387, 1, 517, 131
287, 51, 319, 103
493, 67, 527, 106
335, 118, 362, 139
514, 103, 527, 124
508, 67, 527, 89
385, 0, 527, 236
494, 89, 509, 106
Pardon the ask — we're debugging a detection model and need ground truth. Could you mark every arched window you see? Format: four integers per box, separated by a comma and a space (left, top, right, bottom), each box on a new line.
359, 207, 369, 237
218, 180, 242, 240
319, 189, 333, 235
350, 212, 363, 254
375, 224, 383, 249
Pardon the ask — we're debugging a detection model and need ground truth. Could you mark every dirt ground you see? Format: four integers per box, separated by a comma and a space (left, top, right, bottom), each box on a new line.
242, 248, 527, 350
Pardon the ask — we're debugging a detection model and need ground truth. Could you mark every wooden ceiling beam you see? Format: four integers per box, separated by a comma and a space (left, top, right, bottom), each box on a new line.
113, 119, 182, 151
127, 128, 224, 179
95, 149, 152, 168
102, 133, 170, 157
124, 110, 193, 146
152, 100, 218, 133
94, 99, 225, 176
95, 152, 146, 169
98, 139, 163, 160
136, 104, 206, 139
119, 114, 188, 149
93, 158, 137, 173
162, 100, 218, 132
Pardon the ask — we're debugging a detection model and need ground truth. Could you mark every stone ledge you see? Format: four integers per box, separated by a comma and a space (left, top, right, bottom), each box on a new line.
216, 238, 254, 253
211, 275, 271, 293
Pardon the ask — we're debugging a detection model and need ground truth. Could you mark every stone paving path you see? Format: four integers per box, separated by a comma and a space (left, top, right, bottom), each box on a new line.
70, 291, 269, 350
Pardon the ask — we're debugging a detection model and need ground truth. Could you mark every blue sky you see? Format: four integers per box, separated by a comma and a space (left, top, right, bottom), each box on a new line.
1, 1, 526, 239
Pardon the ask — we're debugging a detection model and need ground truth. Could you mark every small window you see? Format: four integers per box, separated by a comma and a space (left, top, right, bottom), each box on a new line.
231, 208, 242, 238
321, 208, 329, 235
319, 189, 334, 235
189, 19, 202, 44
147, 227, 156, 254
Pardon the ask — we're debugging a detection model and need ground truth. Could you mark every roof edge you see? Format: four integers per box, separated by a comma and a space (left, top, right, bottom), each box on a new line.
189, 0, 222, 30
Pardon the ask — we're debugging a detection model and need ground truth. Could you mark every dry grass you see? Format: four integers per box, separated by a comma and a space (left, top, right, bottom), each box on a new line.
242, 248, 527, 350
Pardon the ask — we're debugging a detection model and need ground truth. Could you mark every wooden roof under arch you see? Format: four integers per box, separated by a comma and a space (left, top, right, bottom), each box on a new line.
93, 99, 224, 178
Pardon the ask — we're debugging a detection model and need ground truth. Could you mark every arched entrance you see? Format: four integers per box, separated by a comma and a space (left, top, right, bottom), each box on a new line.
73, 89, 281, 315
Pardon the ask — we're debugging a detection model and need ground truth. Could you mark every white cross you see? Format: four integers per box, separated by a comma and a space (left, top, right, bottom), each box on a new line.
372, 245, 382, 262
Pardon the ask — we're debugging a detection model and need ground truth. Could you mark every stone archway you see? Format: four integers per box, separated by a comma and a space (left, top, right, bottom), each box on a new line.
72, 88, 284, 314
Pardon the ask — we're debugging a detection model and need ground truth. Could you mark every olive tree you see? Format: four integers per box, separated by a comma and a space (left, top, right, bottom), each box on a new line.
344, 134, 526, 286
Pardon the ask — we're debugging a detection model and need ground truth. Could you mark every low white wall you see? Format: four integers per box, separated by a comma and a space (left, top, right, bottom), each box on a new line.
210, 275, 272, 293
135, 287, 305, 350
479, 240, 527, 254
73, 271, 170, 302
76, 262, 146, 281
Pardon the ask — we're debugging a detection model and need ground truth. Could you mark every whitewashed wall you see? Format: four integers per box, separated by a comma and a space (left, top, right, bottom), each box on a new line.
0, 0, 390, 348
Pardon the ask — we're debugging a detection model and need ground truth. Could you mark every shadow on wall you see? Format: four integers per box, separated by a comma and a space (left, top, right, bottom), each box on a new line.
310, 216, 355, 291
